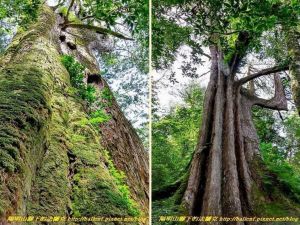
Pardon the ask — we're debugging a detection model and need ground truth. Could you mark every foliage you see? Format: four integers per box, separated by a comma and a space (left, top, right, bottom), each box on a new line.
61, 55, 112, 128
260, 142, 300, 202
152, 196, 180, 225
80, 0, 148, 40
103, 150, 140, 216
85, 85, 97, 104
152, 84, 204, 190
100, 87, 113, 105
252, 107, 300, 203
0, 0, 41, 28
0, 0, 41, 53
80, 109, 111, 128
61, 0, 149, 71
283, 113, 300, 169
153, 0, 300, 70
252, 106, 283, 144
152, 84, 204, 224
61, 55, 86, 98
152, 17, 191, 70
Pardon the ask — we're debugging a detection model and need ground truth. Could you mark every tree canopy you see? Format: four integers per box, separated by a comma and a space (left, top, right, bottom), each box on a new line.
153, 0, 300, 72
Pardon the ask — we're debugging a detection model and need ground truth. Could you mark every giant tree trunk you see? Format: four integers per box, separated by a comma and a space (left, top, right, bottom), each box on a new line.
182, 46, 295, 224
0, 5, 148, 224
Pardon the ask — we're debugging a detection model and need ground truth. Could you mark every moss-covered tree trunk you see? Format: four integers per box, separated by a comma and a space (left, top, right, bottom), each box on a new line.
0, 5, 148, 224
181, 46, 299, 224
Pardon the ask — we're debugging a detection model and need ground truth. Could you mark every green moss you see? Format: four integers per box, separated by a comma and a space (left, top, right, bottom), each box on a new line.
71, 167, 129, 217
58, 6, 81, 23
0, 6, 59, 215
103, 150, 140, 216
0, 5, 142, 221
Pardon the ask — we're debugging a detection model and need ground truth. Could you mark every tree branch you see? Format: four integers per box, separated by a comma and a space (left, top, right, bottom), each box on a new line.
278, 111, 285, 121
81, 15, 95, 21
237, 64, 289, 86
66, 0, 75, 20
52, 0, 66, 10
243, 74, 288, 110
65, 23, 134, 40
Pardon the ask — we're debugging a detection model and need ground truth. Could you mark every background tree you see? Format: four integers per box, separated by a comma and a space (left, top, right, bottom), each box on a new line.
152, 84, 204, 190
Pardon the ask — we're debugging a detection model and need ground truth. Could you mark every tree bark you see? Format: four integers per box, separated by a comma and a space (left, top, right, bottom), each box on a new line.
182, 45, 292, 224
59, 7, 149, 213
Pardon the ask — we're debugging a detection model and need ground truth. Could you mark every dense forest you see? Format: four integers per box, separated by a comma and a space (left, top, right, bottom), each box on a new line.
153, 0, 300, 224
0, 0, 149, 224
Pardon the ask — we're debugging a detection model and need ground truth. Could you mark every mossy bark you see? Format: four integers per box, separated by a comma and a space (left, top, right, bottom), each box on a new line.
0, 5, 148, 224
57, 7, 149, 215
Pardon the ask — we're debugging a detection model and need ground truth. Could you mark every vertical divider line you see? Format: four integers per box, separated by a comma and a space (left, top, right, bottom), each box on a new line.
148, 0, 152, 223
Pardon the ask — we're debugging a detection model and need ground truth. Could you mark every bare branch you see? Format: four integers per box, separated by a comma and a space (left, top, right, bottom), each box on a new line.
199, 70, 211, 77
212, 30, 242, 35
81, 15, 95, 21
278, 111, 285, 121
246, 74, 288, 110
52, 0, 66, 10
201, 52, 211, 60
65, 23, 134, 40
237, 64, 289, 86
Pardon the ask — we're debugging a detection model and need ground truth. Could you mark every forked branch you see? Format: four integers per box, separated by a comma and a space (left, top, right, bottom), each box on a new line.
65, 23, 134, 40
247, 74, 288, 110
